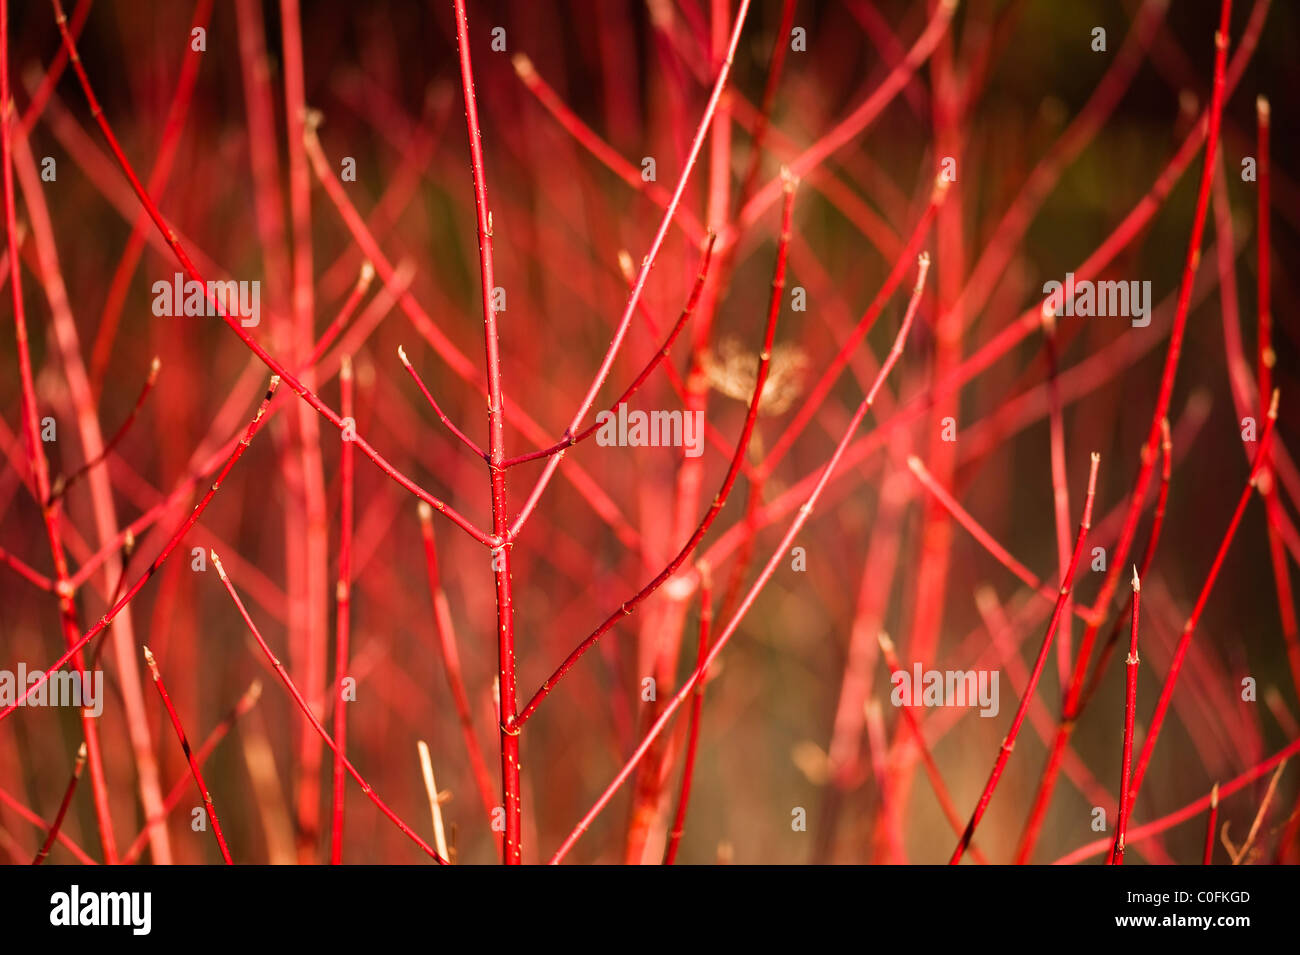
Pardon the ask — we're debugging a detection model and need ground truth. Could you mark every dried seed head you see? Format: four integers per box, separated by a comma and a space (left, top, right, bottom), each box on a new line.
702, 337, 809, 415
791, 741, 829, 785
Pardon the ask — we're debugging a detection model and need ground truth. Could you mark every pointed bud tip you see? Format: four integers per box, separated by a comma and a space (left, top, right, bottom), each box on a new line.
512, 53, 535, 79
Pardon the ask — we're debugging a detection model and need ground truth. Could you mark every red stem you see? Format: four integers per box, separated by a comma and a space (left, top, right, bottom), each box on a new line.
122, 680, 263, 864
398, 345, 488, 462
0, 378, 280, 728
1079, 419, 1172, 712
949, 452, 1100, 864
211, 550, 448, 864
1052, 740, 1300, 866
1109, 569, 1141, 864
50, 355, 160, 504
507, 0, 753, 542
510, 52, 705, 243
47, 0, 495, 547
732, 0, 956, 238
329, 356, 355, 864
143, 647, 233, 864
450, 0, 522, 864
664, 568, 713, 865
501, 236, 717, 469
515, 178, 796, 730
1122, 392, 1279, 822
1014, 0, 1238, 863
31, 743, 86, 865
878, 633, 989, 864
1204, 783, 1220, 864
3, 0, 117, 863
417, 502, 499, 832
548, 252, 930, 863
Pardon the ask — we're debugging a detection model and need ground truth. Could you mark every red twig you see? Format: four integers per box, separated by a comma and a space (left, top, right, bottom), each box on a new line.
759, 184, 946, 476
877, 633, 988, 864
1109, 568, 1141, 865
143, 647, 233, 864
48, 0, 494, 548
1079, 418, 1172, 712
329, 356, 355, 865
734, 0, 797, 215
664, 567, 713, 864
1253, 94, 1300, 695
1121, 392, 1279, 823
515, 176, 796, 730
305, 262, 374, 372
1041, 306, 1073, 685
507, 0, 753, 542
398, 346, 488, 462
510, 52, 705, 243
501, 235, 717, 469
1015, 0, 1239, 863
548, 251, 930, 863
1204, 782, 1220, 864
0, 545, 54, 591
31, 743, 85, 865
0, 378, 280, 727
50, 356, 160, 504
1256, 95, 1272, 408
1053, 736, 1300, 865
949, 451, 1100, 864
906, 453, 1041, 592
3, 0, 117, 862
122, 680, 263, 864
733, 0, 956, 237
210, 550, 448, 864
451, 0, 523, 863
417, 501, 499, 830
